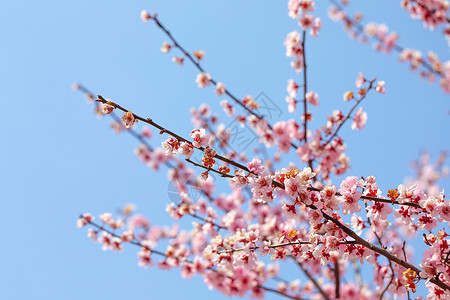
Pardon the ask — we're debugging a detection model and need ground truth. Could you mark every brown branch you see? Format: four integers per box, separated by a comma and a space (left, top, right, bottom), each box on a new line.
294, 259, 331, 300
96, 95, 253, 175
300, 31, 314, 172
334, 260, 340, 299
185, 158, 233, 179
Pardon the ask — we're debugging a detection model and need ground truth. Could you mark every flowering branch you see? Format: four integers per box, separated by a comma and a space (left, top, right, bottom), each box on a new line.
329, 0, 447, 81
81, 215, 306, 300
216, 240, 357, 254
95, 95, 253, 175
322, 78, 376, 148
145, 14, 300, 150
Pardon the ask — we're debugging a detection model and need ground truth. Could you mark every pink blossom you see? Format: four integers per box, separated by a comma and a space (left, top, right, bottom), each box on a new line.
281, 203, 297, 219
87, 228, 97, 241
305, 91, 319, 106
177, 142, 194, 159
286, 96, 298, 113
190, 128, 210, 148
102, 104, 114, 115
375, 81, 386, 93
172, 57, 184, 65
128, 214, 150, 231
99, 213, 115, 226
232, 169, 249, 188
141, 126, 152, 139
438, 200, 450, 222
160, 42, 171, 53
417, 212, 438, 231
220, 100, 235, 116
247, 158, 265, 175
340, 176, 363, 194
111, 121, 123, 134
290, 59, 304, 73
98, 231, 113, 251
77, 213, 94, 228
122, 111, 136, 129
308, 209, 323, 227
397, 184, 418, 203
138, 247, 152, 268
355, 72, 365, 88
120, 231, 134, 242
351, 107, 367, 130
343, 91, 354, 101
298, 14, 314, 30
320, 185, 340, 211
140, 10, 152, 23
162, 137, 180, 155
215, 82, 225, 96
287, 79, 299, 98
340, 191, 362, 215
196, 72, 211, 88
366, 202, 393, 222
351, 215, 365, 235
284, 31, 302, 59
310, 17, 322, 37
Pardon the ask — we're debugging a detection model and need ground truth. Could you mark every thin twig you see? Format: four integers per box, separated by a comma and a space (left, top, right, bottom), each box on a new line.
150, 16, 300, 150
294, 258, 331, 300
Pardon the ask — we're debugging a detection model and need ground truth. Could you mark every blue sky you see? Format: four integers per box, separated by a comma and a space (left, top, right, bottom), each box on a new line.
0, 1, 448, 299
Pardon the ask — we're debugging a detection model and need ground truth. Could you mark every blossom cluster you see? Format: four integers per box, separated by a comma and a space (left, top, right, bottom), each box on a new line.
75, 1, 450, 299
328, 2, 450, 93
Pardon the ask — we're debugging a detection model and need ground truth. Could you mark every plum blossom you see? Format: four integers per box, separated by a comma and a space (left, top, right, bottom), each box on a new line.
102, 104, 114, 115
287, 79, 299, 98
122, 111, 136, 129
305, 91, 319, 106
140, 10, 152, 22
247, 158, 265, 175
375, 81, 386, 93
162, 137, 180, 156
172, 57, 184, 65
343, 91, 353, 101
310, 17, 322, 37
286, 96, 298, 113
193, 50, 205, 60
215, 82, 226, 96
77, 213, 94, 228
397, 184, 419, 203
233, 169, 249, 188
298, 14, 315, 30
178, 142, 194, 159
160, 42, 171, 53
220, 100, 234, 116
351, 107, 367, 130
340, 191, 362, 215
190, 128, 210, 148
355, 72, 365, 88
196, 72, 211, 88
